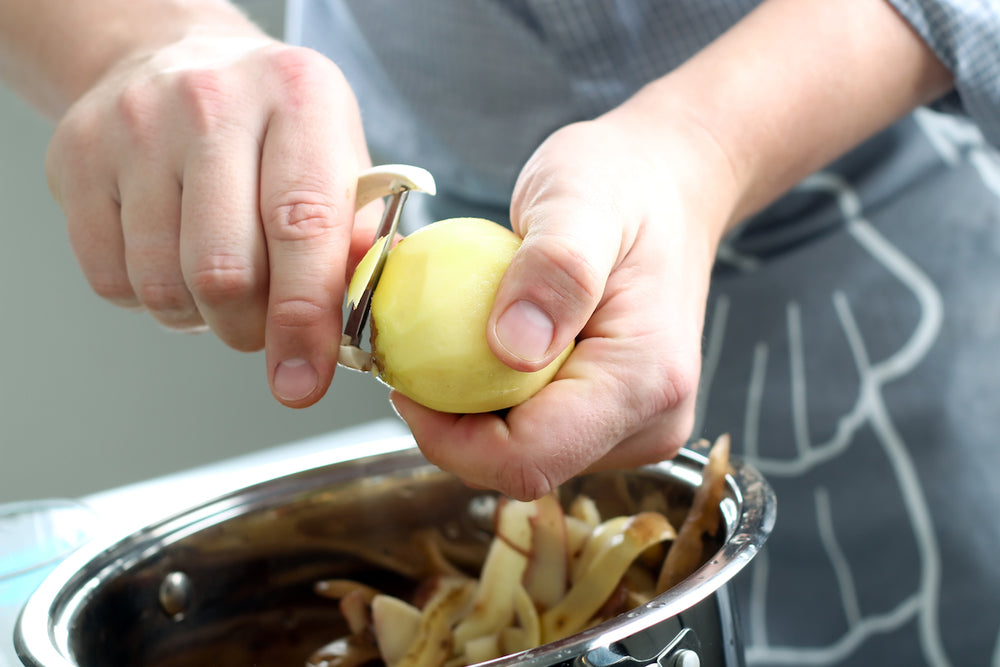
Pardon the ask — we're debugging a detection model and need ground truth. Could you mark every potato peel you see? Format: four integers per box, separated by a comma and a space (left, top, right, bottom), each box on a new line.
521, 492, 569, 611
451, 499, 533, 650
540, 512, 677, 643
310, 434, 734, 667
656, 434, 731, 593
372, 594, 422, 667
396, 578, 476, 667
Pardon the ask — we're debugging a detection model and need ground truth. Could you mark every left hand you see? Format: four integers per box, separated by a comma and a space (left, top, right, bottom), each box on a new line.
391, 109, 735, 500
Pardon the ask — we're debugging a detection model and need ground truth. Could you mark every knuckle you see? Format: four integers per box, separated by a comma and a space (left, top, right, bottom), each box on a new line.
52, 103, 101, 160
187, 255, 260, 307
269, 46, 342, 108
88, 273, 138, 307
494, 459, 555, 502
222, 328, 266, 353
265, 195, 340, 241
634, 358, 698, 417
660, 352, 701, 408
269, 296, 326, 331
644, 427, 691, 464
601, 336, 701, 438
135, 278, 195, 318
174, 68, 233, 135
526, 240, 605, 311
116, 80, 160, 140
48, 106, 104, 192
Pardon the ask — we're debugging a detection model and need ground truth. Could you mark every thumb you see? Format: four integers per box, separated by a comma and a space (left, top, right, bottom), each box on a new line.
488, 196, 624, 372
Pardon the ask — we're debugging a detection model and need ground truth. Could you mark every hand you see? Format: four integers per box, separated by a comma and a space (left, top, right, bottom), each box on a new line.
45, 30, 375, 407
392, 111, 736, 500
385, 0, 953, 500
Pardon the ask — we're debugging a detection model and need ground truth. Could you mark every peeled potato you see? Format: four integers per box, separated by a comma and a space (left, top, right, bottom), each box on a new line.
351, 217, 572, 413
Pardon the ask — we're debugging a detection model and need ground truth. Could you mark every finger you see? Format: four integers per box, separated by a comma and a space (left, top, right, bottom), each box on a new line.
258, 52, 367, 407
490, 189, 624, 373
47, 134, 139, 310
580, 411, 692, 473
394, 336, 694, 501
180, 130, 269, 351
392, 365, 607, 502
120, 168, 206, 331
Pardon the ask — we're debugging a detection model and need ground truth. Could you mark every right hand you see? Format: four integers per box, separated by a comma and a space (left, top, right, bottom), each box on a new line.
45, 31, 375, 407
393, 110, 735, 500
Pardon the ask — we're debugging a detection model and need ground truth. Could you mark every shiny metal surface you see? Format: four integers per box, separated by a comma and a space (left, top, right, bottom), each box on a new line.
16, 436, 775, 667
670, 650, 701, 667
339, 187, 408, 368
157, 571, 191, 620
338, 164, 436, 372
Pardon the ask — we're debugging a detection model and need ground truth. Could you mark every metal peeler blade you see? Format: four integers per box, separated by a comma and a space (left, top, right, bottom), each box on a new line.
339, 164, 436, 372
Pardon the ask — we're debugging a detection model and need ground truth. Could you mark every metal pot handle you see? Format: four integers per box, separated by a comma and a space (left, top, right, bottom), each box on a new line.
576, 628, 701, 667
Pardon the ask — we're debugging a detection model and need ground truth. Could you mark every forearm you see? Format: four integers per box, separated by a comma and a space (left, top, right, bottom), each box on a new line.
608, 0, 953, 234
0, 0, 264, 118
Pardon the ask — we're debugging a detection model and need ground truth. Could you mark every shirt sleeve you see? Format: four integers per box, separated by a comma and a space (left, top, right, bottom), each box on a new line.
886, 0, 1000, 146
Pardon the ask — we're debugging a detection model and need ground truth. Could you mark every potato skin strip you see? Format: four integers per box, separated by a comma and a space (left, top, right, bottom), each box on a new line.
510, 583, 541, 651
372, 594, 422, 667
452, 499, 532, 650
340, 588, 373, 637
568, 494, 601, 527
657, 434, 731, 593
571, 516, 630, 583
397, 579, 475, 667
541, 512, 676, 643
522, 492, 569, 611
462, 634, 501, 664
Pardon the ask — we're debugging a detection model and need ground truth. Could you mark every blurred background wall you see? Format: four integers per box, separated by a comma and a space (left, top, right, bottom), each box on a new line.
0, 1, 399, 503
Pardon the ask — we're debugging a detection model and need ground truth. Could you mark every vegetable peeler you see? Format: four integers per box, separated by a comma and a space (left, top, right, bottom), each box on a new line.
338, 164, 436, 372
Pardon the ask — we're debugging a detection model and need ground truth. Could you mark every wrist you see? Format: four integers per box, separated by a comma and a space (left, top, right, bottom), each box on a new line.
3, 1, 268, 118
89, 8, 268, 98
600, 94, 742, 252
603, 0, 952, 234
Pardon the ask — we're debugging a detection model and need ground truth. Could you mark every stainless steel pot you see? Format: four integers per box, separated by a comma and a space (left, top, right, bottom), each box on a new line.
15, 436, 775, 667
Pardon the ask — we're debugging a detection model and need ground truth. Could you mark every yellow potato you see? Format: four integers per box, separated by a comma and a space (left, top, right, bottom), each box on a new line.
352, 217, 572, 413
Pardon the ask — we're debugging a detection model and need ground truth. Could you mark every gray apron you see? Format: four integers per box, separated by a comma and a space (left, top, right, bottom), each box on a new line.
287, 2, 1000, 663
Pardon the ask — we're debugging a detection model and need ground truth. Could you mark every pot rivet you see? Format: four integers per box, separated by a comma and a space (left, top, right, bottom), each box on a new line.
669, 649, 701, 667
159, 571, 192, 620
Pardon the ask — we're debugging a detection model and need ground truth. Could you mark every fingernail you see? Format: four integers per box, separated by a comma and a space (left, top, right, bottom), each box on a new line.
273, 358, 318, 402
495, 300, 554, 362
